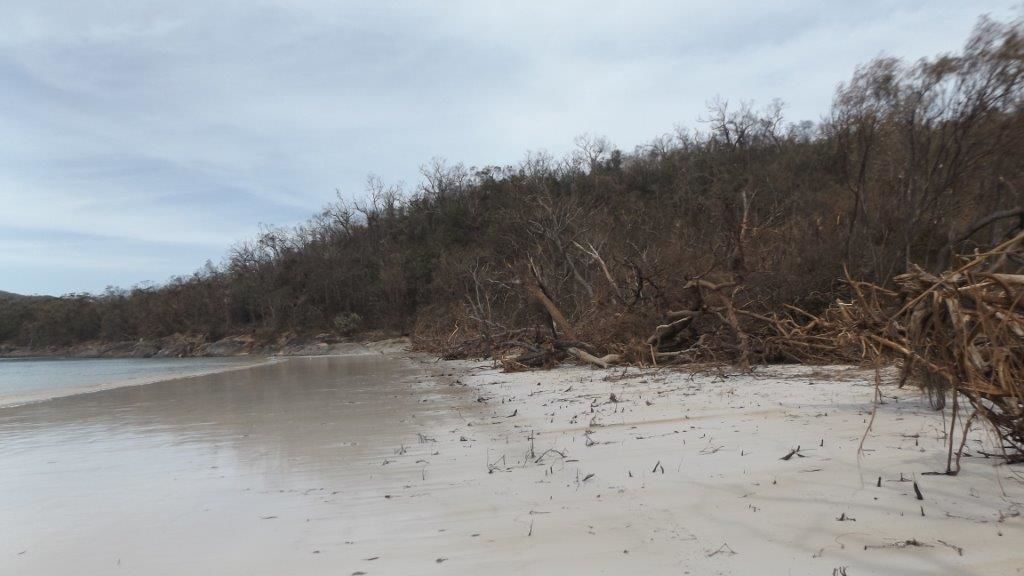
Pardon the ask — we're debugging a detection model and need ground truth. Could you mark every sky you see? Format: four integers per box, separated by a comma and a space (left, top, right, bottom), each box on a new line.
1, 1, 1020, 296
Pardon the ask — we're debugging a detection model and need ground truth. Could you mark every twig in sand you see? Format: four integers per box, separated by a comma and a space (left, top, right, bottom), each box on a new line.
780, 446, 803, 461
937, 539, 964, 556
534, 448, 566, 464
487, 454, 507, 474
706, 543, 737, 557
864, 539, 933, 551
857, 363, 883, 461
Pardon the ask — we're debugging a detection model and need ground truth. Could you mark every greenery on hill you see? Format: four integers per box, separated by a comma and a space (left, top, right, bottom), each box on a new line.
2, 16, 1023, 356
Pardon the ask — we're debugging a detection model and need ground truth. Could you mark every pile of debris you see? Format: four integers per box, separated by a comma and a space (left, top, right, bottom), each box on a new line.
430, 232, 1024, 465
771, 232, 1024, 467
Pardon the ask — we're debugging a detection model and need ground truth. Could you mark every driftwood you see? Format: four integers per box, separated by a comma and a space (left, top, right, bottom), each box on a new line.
638, 277, 754, 367
646, 311, 700, 346
566, 347, 622, 369
767, 231, 1024, 466
440, 229, 1024, 465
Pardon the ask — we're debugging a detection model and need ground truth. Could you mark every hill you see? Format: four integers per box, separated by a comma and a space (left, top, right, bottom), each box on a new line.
1, 16, 1022, 358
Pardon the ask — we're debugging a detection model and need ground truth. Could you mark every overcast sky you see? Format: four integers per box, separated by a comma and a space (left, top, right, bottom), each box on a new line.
1, 1, 1019, 295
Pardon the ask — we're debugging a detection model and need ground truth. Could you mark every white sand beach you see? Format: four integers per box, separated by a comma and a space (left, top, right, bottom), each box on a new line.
2, 352, 1021, 575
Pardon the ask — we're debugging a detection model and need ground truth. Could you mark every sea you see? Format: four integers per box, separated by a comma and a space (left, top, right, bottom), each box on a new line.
0, 356, 264, 407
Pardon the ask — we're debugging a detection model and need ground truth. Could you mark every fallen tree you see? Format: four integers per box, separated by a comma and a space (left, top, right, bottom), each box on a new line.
763, 231, 1024, 469
436, 230, 1024, 466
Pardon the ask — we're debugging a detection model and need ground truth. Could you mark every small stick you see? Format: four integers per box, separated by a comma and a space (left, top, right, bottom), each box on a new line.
780, 446, 801, 461
706, 543, 737, 557
937, 539, 963, 556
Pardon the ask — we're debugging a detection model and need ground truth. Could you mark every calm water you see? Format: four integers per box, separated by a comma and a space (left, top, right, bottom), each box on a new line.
0, 356, 264, 406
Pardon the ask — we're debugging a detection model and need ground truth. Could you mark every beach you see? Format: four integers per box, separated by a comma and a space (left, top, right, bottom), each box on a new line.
2, 350, 1022, 575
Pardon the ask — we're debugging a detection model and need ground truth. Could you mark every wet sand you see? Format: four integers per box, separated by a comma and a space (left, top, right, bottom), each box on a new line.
2, 353, 1022, 575
0, 353, 472, 575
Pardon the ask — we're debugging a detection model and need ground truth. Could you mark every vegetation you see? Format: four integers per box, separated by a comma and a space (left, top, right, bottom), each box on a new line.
2, 16, 1023, 364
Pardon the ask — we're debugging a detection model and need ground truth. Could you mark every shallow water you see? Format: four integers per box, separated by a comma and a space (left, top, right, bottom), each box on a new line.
0, 354, 466, 575
0, 356, 263, 406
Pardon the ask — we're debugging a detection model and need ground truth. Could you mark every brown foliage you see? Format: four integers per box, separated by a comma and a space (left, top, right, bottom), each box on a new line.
760, 233, 1024, 465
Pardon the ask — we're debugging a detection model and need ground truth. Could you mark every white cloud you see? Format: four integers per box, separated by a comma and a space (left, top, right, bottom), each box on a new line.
0, 0, 1019, 294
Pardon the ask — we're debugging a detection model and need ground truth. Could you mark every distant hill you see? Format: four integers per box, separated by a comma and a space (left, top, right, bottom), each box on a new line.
0, 291, 52, 302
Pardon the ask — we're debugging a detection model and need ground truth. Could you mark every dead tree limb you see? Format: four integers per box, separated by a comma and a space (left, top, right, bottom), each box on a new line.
566, 347, 622, 368
525, 258, 577, 340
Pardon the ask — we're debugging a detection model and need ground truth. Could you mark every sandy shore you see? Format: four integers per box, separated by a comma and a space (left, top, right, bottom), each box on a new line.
423, 361, 1024, 575
2, 352, 1021, 575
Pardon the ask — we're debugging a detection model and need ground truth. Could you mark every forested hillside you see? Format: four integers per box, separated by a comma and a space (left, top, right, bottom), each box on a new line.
3, 16, 1023, 358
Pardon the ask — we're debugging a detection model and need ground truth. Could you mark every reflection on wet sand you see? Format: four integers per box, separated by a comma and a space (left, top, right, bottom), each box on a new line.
0, 354, 470, 576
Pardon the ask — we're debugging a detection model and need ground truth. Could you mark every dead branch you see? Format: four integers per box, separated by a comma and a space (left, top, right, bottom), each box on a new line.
566, 347, 622, 369
525, 258, 577, 340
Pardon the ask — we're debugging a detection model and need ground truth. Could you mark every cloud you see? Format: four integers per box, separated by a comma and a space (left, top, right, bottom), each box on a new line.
0, 0, 1019, 294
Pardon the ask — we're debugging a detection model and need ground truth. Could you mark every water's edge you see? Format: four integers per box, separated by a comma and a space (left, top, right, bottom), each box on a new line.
0, 334, 402, 359
0, 339, 409, 409
0, 357, 281, 409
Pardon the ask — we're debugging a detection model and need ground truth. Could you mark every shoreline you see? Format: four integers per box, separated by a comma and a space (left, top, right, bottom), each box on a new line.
0, 338, 407, 409
0, 356, 279, 409
2, 351, 1021, 574
1, 352, 461, 576
0, 333, 403, 360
